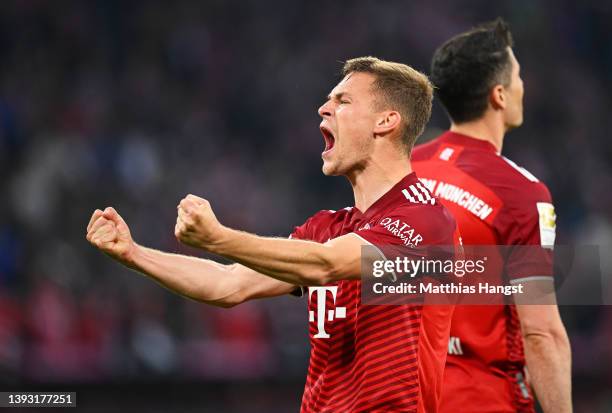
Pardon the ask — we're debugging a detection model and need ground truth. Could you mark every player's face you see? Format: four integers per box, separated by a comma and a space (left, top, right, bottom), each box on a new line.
317, 72, 380, 176
503, 48, 524, 131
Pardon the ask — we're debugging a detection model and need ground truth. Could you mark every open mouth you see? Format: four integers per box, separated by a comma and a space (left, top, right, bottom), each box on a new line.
320, 125, 336, 154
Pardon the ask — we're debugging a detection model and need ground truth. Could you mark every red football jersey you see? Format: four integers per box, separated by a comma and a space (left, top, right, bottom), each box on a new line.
412, 132, 557, 413
291, 173, 460, 413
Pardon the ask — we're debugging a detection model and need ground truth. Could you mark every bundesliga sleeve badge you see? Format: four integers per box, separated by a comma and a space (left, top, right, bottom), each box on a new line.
536, 202, 556, 248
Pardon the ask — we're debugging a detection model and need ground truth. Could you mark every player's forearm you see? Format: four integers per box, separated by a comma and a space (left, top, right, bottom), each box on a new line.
124, 244, 242, 307
209, 227, 342, 286
524, 329, 572, 413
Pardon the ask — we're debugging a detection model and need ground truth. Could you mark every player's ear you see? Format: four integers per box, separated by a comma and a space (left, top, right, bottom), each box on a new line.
373, 111, 401, 136
490, 84, 506, 110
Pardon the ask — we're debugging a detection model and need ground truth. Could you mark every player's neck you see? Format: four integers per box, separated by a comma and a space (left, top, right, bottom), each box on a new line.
347, 157, 412, 213
450, 119, 505, 153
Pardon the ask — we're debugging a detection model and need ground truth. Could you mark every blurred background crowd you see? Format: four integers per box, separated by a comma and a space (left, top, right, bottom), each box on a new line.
1, 0, 611, 411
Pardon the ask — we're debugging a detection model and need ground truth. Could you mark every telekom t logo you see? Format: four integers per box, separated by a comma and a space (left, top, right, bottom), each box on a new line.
308, 286, 346, 339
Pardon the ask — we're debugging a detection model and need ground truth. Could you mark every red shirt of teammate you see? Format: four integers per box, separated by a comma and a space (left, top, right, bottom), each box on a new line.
292, 172, 460, 413
413, 131, 556, 412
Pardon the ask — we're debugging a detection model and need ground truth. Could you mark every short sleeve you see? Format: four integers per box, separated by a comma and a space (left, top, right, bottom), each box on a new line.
289, 219, 310, 240
289, 210, 330, 241
503, 185, 556, 281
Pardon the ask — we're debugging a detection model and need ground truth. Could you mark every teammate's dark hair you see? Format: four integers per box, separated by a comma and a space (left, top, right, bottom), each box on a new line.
430, 18, 514, 124
343, 57, 433, 153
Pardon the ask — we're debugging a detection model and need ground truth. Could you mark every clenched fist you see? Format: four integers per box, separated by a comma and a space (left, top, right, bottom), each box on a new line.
86, 207, 135, 263
175, 194, 225, 249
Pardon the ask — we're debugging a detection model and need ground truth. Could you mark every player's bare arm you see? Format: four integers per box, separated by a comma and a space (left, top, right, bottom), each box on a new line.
86, 207, 297, 307
175, 194, 364, 286
515, 283, 572, 413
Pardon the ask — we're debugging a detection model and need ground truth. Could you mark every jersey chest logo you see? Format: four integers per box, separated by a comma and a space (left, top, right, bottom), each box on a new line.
308, 286, 346, 339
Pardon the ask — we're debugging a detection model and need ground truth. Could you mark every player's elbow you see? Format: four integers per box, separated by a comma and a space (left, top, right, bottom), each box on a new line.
300, 270, 333, 286
209, 287, 246, 308
195, 292, 244, 308
297, 267, 332, 286
523, 324, 571, 354
299, 249, 345, 286
192, 280, 248, 308
213, 296, 243, 308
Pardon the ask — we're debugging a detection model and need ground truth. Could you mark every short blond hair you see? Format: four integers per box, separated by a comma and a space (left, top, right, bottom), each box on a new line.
343, 56, 433, 152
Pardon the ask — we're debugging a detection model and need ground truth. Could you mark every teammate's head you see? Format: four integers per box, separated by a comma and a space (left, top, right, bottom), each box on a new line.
431, 18, 524, 130
318, 56, 433, 176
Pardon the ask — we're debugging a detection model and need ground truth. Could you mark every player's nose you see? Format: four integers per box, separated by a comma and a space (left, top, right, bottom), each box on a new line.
318, 100, 332, 118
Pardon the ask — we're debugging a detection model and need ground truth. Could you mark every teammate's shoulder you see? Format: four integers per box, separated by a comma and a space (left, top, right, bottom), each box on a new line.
490, 155, 552, 201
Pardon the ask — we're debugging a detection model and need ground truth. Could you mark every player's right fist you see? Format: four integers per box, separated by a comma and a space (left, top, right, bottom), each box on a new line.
86, 207, 135, 263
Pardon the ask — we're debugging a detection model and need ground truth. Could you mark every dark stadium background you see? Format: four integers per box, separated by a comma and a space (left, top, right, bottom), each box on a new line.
1, 1, 611, 412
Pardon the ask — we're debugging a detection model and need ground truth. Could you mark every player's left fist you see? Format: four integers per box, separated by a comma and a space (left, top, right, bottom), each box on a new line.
175, 194, 225, 249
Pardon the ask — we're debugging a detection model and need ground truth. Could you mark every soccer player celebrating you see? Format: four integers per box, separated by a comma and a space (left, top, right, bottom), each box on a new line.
412, 19, 572, 412
86, 57, 460, 412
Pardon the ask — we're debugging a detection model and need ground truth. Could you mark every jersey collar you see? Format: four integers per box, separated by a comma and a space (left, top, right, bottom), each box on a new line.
439, 131, 498, 153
